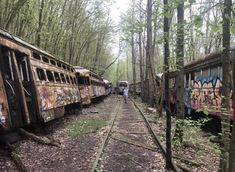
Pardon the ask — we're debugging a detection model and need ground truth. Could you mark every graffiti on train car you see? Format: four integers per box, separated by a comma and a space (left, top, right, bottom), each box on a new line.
38, 86, 80, 111
189, 75, 233, 115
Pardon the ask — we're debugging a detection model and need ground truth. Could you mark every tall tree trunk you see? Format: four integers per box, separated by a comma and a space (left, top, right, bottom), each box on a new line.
146, 0, 156, 106
175, 0, 185, 143
220, 0, 232, 171
138, 31, 144, 100
164, 0, 172, 169
131, 32, 137, 97
36, 0, 45, 47
230, 56, 235, 172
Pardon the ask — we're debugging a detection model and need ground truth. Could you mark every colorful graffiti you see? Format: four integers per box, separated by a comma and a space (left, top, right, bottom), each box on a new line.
187, 75, 233, 116
38, 86, 80, 112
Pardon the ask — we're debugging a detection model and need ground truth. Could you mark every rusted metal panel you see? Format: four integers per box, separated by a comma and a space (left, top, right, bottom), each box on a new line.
79, 85, 91, 105
30, 60, 81, 122
0, 69, 10, 129
0, 37, 30, 55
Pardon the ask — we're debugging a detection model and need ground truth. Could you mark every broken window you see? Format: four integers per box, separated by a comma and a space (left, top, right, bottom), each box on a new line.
73, 77, 77, 85
50, 60, 56, 66
46, 70, 54, 82
57, 62, 62, 68
42, 56, 49, 63
36, 68, 46, 81
54, 72, 61, 82
33, 52, 41, 60
62, 65, 66, 70
66, 75, 70, 83
70, 76, 74, 84
60, 73, 66, 83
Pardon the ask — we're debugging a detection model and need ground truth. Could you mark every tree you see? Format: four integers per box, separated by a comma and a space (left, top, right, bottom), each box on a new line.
230, 57, 235, 171
174, 0, 185, 143
164, 0, 172, 169
146, 0, 156, 106
220, 0, 232, 171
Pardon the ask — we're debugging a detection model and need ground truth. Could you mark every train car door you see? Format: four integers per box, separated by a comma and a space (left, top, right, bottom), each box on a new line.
0, 46, 34, 128
15, 51, 38, 123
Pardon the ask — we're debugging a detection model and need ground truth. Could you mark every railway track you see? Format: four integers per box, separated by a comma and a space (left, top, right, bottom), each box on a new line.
91, 96, 179, 172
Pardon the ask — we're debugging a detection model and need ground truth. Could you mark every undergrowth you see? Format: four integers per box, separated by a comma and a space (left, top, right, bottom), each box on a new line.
69, 119, 106, 138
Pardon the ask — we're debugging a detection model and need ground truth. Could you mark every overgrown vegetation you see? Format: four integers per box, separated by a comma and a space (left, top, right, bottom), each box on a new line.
68, 119, 106, 138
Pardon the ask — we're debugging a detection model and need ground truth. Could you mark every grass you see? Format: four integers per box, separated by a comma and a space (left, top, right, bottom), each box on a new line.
69, 119, 107, 138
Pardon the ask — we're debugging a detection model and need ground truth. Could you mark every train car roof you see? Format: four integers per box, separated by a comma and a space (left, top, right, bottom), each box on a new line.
118, 81, 128, 83
0, 28, 72, 67
184, 48, 235, 73
74, 66, 90, 75
103, 79, 110, 84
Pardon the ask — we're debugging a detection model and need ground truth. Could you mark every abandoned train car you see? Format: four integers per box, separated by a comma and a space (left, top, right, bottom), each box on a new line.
90, 72, 106, 98
74, 66, 92, 105
74, 66, 111, 104
167, 49, 235, 118
0, 28, 81, 131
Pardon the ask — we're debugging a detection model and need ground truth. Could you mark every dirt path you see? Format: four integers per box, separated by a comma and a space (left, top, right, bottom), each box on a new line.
96, 98, 166, 172
0, 96, 117, 172
0, 96, 168, 172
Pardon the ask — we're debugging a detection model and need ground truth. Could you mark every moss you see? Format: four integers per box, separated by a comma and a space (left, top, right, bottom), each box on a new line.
69, 119, 106, 138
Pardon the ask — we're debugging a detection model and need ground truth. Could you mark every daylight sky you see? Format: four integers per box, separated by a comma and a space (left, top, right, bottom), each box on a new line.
109, 0, 130, 57
110, 0, 130, 25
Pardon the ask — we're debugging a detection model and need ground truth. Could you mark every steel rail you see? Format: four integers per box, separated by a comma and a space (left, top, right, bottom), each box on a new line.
91, 98, 121, 172
130, 98, 180, 172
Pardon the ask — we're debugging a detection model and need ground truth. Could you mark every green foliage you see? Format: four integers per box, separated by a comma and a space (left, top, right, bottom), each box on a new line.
193, 16, 203, 28
68, 119, 106, 138
196, 106, 209, 115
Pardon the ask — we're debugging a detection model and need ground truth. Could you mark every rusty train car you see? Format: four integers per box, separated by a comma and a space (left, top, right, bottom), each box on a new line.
0, 29, 112, 131
129, 49, 235, 119
169, 50, 234, 118
74, 66, 91, 105
0, 29, 82, 131
90, 72, 106, 98
74, 66, 112, 105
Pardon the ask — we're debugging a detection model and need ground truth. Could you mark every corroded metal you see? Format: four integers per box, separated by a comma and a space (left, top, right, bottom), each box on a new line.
0, 28, 82, 129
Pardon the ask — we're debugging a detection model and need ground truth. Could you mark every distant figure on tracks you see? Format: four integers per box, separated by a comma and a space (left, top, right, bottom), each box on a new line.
123, 87, 129, 103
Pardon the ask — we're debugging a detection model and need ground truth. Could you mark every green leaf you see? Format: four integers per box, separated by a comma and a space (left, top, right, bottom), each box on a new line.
193, 16, 203, 28
210, 24, 221, 33
231, 26, 235, 34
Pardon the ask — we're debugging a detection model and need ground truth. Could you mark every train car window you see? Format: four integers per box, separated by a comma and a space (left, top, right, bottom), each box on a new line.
202, 69, 209, 77
19, 56, 29, 81
42, 56, 49, 63
70, 76, 74, 84
210, 67, 218, 76
73, 77, 77, 85
77, 77, 85, 84
3, 50, 14, 81
57, 62, 62, 68
46, 70, 55, 82
50, 60, 56, 66
66, 75, 70, 83
36, 68, 46, 81
54, 72, 61, 82
60, 73, 66, 83
195, 71, 200, 80
33, 52, 41, 60
62, 65, 66, 70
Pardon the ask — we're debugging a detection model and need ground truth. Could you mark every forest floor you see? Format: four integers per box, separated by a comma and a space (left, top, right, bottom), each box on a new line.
134, 96, 220, 172
0, 95, 169, 172
0, 95, 220, 172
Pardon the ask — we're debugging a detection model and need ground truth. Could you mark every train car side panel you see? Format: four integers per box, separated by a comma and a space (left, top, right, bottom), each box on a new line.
0, 68, 10, 129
